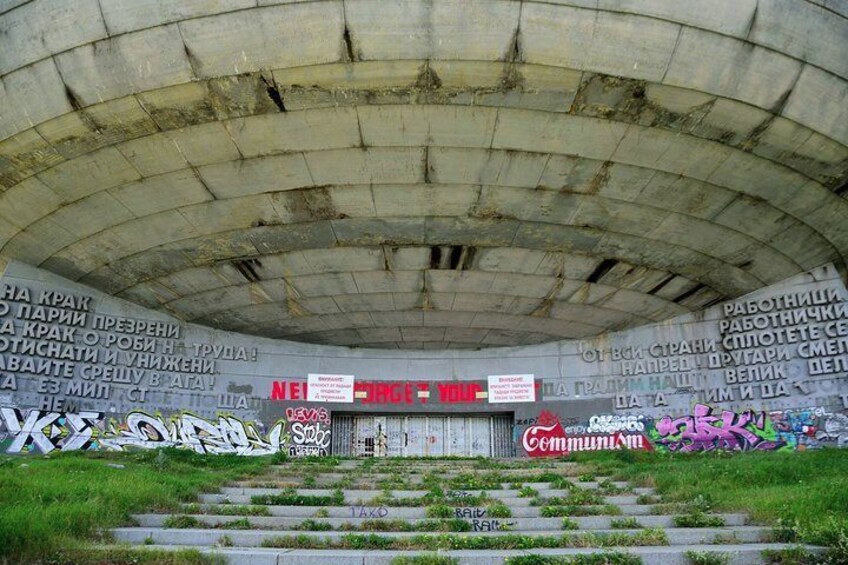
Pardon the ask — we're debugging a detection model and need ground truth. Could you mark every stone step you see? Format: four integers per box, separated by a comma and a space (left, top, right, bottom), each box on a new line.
200, 492, 644, 507
112, 525, 772, 547
183, 503, 659, 518
134, 513, 748, 530
232, 479, 638, 491
217, 485, 647, 498
128, 544, 825, 565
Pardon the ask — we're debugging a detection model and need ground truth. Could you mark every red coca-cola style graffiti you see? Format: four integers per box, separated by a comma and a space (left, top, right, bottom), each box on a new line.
522, 411, 569, 457
522, 410, 652, 457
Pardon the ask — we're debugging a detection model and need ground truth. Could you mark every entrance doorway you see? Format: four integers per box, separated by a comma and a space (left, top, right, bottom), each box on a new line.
331, 414, 514, 457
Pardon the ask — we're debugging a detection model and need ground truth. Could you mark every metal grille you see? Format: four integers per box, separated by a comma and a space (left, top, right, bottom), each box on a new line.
492, 414, 515, 457
340, 414, 515, 458
330, 415, 353, 456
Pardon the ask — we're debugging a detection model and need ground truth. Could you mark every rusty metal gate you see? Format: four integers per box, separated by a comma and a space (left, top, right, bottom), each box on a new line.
331, 414, 514, 457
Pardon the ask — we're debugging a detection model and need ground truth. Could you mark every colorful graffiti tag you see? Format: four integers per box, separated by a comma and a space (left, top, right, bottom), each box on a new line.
0, 406, 327, 456
522, 411, 652, 457
651, 404, 782, 452
770, 407, 848, 450
101, 412, 286, 456
286, 406, 331, 456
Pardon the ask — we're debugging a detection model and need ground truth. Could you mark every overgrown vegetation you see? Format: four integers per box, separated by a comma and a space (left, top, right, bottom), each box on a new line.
684, 550, 729, 565
0, 448, 267, 563
260, 529, 669, 550
504, 553, 642, 565
569, 448, 848, 550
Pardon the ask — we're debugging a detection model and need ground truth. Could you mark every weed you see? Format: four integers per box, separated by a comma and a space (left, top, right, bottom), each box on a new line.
390, 555, 459, 565
163, 515, 203, 529
684, 550, 730, 565
518, 486, 539, 498
143, 535, 155, 545
251, 486, 343, 507
425, 504, 453, 519
505, 552, 641, 564
761, 546, 818, 565
673, 513, 726, 528
609, 517, 642, 529
292, 519, 333, 531
562, 518, 579, 530
488, 502, 512, 518
217, 534, 234, 547
314, 507, 330, 518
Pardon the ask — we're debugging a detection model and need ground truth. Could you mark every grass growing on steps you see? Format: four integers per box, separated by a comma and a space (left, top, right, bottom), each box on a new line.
0, 448, 269, 563
30, 546, 226, 565
504, 554, 641, 565
569, 448, 848, 548
259, 529, 669, 550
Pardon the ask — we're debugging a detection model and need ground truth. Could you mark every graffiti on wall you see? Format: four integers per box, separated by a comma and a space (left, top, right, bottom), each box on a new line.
770, 407, 848, 450
271, 379, 515, 405
286, 406, 331, 456
0, 406, 104, 453
521, 410, 652, 457
101, 412, 286, 455
651, 403, 782, 452
0, 406, 327, 456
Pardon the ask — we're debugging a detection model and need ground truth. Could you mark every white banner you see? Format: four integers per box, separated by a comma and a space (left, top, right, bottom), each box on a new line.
307, 373, 355, 403
487, 374, 536, 403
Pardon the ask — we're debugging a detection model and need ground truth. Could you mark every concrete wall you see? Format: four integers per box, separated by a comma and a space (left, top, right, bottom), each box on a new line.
0, 260, 845, 456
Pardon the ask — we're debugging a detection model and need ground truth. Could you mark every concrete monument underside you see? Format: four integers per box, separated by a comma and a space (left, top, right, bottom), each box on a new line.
0, 261, 846, 457
0, 0, 847, 349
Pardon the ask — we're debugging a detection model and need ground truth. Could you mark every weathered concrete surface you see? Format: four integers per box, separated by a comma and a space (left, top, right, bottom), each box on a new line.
0, 1, 847, 349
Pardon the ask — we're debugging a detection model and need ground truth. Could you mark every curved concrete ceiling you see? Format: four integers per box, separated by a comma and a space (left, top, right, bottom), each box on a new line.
0, 0, 846, 349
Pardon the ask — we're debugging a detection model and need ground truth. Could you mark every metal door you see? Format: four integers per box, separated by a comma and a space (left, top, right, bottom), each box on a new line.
426, 416, 446, 456
469, 417, 491, 456
447, 417, 467, 456
385, 416, 405, 457
405, 416, 427, 456
353, 416, 376, 457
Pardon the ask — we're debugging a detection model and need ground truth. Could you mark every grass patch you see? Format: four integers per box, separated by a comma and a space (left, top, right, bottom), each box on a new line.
609, 517, 643, 529
390, 555, 459, 565
32, 546, 225, 565
0, 448, 268, 562
488, 502, 512, 518
569, 448, 848, 548
518, 485, 539, 498
182, 503, 270, 516
251, 487, 344, 506
562, 517, 579, 530
260, 530, 668, 550
672, 513, 725, 528
684, 551, 730, 565
761, 546, 818, 564
540, 505, 621, 517
504, 553, 642, 564
163, 514, 203, 529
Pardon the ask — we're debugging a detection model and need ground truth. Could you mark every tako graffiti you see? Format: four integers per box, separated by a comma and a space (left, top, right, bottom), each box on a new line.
522, 411, 652, 457
0, 406, 328, 456
650, 404, 782, 452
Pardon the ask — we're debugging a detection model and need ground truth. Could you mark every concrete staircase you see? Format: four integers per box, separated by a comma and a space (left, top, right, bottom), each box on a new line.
112, 458, 819, 564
